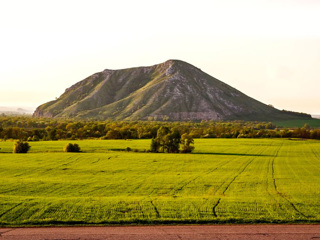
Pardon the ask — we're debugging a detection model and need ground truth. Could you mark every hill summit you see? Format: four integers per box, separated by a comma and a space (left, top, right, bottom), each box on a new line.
33, 60, 311, 121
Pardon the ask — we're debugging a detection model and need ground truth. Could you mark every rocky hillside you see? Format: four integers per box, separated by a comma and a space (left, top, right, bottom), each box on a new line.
33, 60, 311, 121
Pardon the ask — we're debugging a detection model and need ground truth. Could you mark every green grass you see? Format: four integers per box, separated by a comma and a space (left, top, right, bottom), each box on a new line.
1, 139, 320, 226
273, 118, 320, 128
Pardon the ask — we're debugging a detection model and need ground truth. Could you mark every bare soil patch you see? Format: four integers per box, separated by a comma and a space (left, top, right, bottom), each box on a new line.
1, 225, 320, 240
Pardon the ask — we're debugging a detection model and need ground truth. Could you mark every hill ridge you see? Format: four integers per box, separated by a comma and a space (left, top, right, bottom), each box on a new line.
33, 60, 311, 121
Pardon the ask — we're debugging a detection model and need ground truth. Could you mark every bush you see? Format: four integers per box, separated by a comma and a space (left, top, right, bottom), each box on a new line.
13, 141, 30, 153
64, 143, 81, 152
126, 147, 132, 152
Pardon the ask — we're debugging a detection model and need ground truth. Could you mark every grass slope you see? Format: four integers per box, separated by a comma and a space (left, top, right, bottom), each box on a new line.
0, 139, 320, 226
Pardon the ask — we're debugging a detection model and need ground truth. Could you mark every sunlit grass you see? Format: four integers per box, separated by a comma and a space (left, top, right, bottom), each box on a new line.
0, 139, 320, 225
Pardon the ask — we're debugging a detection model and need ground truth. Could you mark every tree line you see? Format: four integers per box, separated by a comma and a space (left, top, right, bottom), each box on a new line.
0, 116, 320, 141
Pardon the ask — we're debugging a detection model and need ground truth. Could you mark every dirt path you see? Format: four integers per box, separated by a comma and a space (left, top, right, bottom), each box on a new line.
1, 225, 320, 240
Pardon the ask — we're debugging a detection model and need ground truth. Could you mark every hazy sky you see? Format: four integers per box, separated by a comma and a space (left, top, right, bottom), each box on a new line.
1, 0, 319, 114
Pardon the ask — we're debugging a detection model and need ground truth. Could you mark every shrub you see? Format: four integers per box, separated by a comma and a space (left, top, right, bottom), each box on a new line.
13, 141, 30, 153
126, 147, 132, 152
64, 143, 81, 152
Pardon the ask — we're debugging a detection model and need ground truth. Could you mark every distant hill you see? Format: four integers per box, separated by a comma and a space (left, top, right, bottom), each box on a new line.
33, 60, 312, 121
0, 106, 33, 115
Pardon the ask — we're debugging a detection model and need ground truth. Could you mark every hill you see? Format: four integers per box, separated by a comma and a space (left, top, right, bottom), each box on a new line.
33, 60, 311, 121
0, 106, 33, 115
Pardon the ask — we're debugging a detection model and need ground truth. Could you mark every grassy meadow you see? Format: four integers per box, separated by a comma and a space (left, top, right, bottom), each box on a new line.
273, 118, 320, 128
0, 139, 320, 226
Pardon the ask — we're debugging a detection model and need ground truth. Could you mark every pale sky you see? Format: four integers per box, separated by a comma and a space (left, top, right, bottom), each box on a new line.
1, 0, 319, 114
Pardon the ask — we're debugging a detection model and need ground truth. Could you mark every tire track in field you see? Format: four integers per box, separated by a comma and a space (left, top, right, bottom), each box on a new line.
6, 155, 73, 179
265, 156, 282, 216
187, 146, 265, 217
137, 202, 146, 219
165, 158, 238, 218
150, 200, 160, 218
172, 158, 235, 196
91, 158, 101, 164
211, 145, 269, 217
0, 202, 23, 218
265, 142, 288, 217
126, 179, 147, 197
304, 143, 320, 171
298, 143, 320, 175
271, 142, 307, 218
276, 144, 313, 191
11, 202, 39, 222
212, 158, 254, 217
172, 144, 257, 196
0, 186, 24, 194
147, 155, 240, 218
172, 146, 255, 196
210, 145, 268, 194
60, 156, 82, 167
284, 143, 320, 187
310, 145, 320, 160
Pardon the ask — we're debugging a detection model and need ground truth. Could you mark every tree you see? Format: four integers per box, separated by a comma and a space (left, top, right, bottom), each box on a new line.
105, 129, 121, 139
32, 135, 40, 141
49, 128, 57, 140
164, 129, 181, 153
64, 143, 81, 152
150, 127, 181, 153
180, 133, 194, 153
302, 123, 311, 130
150, 138, 159, 153
156, 126, 170, 152
13, 141, 30, 153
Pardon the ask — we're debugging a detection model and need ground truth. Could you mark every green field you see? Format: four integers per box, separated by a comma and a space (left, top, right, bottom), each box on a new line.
1, 139, 320, 226
273, 118, 320, 128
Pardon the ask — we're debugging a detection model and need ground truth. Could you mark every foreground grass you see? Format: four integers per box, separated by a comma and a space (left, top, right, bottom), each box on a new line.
0, 139, 320, 226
